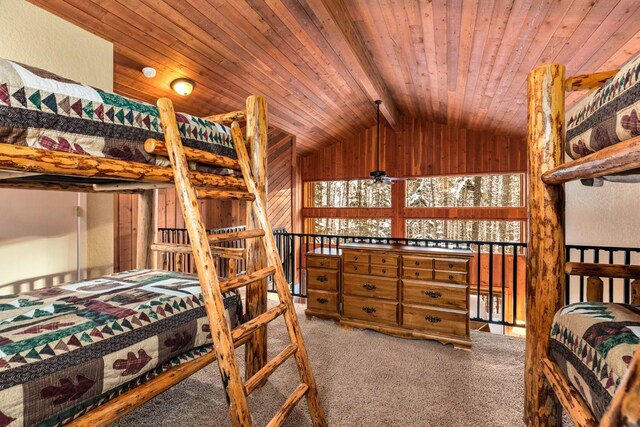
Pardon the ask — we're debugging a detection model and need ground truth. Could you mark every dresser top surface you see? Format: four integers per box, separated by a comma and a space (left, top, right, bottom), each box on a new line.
339, 242, 473, 258
307, 247, 342, 256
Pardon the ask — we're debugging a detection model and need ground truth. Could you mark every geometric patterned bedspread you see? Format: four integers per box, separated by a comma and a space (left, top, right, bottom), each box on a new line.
565, 52, 640, 180
0, 57, 239, 176
549, 302, 640, 419
0, 269, 242, 426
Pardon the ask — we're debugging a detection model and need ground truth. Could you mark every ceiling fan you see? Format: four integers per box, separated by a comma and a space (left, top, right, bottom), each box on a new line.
369, 100, 405, 185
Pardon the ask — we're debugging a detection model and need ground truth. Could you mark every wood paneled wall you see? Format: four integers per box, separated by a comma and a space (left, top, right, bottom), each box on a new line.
301, 118, 526, 181
267, 132, 295, 231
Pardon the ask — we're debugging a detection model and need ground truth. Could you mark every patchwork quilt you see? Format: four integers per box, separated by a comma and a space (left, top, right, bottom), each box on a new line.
0, 58, 239, 175
0, 269, 242, 426
566, 53, 640, 174
549, 302, 640, 419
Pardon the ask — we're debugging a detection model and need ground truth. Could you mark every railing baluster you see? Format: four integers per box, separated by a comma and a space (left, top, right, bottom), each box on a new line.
476, 244, 481, 322
501, 244, 506, 324
488, 243, 494, 323
512, 243, 518, 325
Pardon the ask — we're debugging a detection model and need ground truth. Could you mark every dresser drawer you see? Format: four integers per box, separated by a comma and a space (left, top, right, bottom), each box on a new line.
402, 280, 467, 310
370, 253, 399, 267
307, 268, 338, 291
402, 304, 468, 337
343, 262, 368, 275
434, 258, 468, 273
343, 273, 397, 300
402, 256, 434, 269
434, 270, 467, 284
343, 251, 368, 264
370, 264, 397, 277
343, 295, 397, 325
307, 256, 339, 270
402, 267, 433, 280
308, 290, 339, 313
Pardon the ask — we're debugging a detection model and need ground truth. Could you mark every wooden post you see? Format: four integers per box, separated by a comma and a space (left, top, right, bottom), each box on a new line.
632, 280, 640, 304
245, 95, 269, 381
525, 64, 565, 427
136, 189, 156, 269
586, 276, 604, 302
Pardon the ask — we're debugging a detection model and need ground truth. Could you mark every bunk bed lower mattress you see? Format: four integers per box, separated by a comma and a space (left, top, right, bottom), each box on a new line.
0, 269, 242, 426
549, 302, 640, 418
565, 52, 640, 181
0, 58, 239, 176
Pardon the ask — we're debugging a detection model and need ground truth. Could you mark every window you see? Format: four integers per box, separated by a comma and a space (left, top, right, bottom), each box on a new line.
406, 174, 523, 208
313, 218, 391, 238
406, 219, 522, 243
311, 180, 391, 208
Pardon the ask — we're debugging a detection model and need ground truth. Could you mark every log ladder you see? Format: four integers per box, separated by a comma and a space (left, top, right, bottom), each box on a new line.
156, 98, 327, 427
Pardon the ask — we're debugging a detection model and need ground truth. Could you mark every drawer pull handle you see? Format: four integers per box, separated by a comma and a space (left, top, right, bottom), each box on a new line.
425, 291, 442, 299
317, 298, 329, 304
316, 275, 328, 283
415, 261, 420, 266
449, 275, 454, 280
353, 265, 359, 271
382, 269, 386, 274
449, 263, 454, 268
362, 306, 376, 314
415, 271, 420, 276
362, 283, 377, 291
320, 262, 325, 267
425, 315, 442, 323
382, 259, 386, 264
354, 256, 359, 261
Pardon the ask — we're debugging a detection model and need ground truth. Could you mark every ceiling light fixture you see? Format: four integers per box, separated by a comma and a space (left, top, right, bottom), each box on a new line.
171, 78, 195, 96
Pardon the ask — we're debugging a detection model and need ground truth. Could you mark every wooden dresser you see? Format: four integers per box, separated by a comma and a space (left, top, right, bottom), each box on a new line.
307, 242, 474, 349
305, 248, 342, 320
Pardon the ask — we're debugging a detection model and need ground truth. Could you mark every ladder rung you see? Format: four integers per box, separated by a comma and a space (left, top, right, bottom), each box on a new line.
266, 383, 310, 427
244, 344, 297, 396
150, 243, 246, 260
196, 188, 255, 201
220, 266, 276, 293
207, 229, 265, 244
231, 303, 287, 344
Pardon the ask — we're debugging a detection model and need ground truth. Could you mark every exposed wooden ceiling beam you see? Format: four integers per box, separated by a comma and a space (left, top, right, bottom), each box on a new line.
307, 0, 401, 131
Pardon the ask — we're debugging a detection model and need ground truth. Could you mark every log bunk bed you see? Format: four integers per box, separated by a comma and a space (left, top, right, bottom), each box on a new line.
0, 59, 326, 426
525, 54, 640, 427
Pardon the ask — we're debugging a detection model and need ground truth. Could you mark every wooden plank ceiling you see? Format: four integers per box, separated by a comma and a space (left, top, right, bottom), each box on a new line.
29, 0, 640, 155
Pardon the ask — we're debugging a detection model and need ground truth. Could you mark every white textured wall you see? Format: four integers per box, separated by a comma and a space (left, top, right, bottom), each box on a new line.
565, 175, 640, 247
0, 0, 114, 293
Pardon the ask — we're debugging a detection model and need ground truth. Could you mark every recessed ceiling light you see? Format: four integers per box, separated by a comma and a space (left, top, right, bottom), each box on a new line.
142, 67, 156, 78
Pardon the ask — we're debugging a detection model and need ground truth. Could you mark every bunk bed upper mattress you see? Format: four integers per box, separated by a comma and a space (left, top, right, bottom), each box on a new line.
549, 302, 640, 419
566, 53, 640, 165
0, 269, 242, 426
0, 58, 238, 175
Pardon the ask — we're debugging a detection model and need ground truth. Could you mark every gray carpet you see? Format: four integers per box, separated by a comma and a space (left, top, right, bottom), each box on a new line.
114, 305, 528, 426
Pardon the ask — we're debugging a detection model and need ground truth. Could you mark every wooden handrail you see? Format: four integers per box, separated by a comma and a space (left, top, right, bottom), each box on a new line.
542, 135, 640, 184
204, 109, 246, 126
564, 69, 618, 92
144, 138, 240, 170
565, 262, 640, 280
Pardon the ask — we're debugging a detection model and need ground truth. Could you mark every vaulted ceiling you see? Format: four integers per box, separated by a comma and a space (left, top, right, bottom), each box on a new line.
29, 0, 640, 155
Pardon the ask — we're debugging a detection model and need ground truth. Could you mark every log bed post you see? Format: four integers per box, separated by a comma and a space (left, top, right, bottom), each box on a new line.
525, 64, 566, 427
136, 189, 156, 269
244, 95, 269, 380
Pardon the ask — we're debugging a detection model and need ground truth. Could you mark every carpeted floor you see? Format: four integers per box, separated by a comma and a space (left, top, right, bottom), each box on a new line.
114, 305, 528, 426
